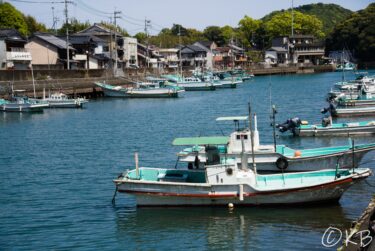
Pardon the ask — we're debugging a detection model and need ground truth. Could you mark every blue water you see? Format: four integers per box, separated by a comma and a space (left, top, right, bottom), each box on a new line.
1, 71, 375, 250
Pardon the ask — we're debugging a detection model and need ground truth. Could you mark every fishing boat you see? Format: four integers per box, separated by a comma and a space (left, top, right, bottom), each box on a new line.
94, 82, 182, 98
162, 74, 216, 91
0, 91, 49, 112
174, 115, 375, 172
42, 92, 88, 108
336, 62, 357, 71
277, 117, 375, 136
113, 152, 371, 206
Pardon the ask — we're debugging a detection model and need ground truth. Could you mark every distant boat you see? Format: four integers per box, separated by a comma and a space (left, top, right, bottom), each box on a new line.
113, 154, 371, 206
277, 117, 375, 136
0, 91, 49, 112
95, 82, 182, 98
162, 74, 216, 91
42, 92, 88, 108
336, 62, 356, 71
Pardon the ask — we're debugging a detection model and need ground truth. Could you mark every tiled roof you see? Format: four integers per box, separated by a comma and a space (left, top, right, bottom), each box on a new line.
33, 33, 74, 50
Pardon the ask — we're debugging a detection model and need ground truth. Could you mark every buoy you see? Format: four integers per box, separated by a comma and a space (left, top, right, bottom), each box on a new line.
294, 150, 302, 157
228, 203, 234, 209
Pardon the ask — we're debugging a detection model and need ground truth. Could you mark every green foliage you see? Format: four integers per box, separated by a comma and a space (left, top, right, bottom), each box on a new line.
134, 32, 147, 44
262, 3, 352, 36
238, 15, 262, 48
23, 15, 47, 35
203, 26, 225, 46
0, 3, 28, 36
100, 22, 129, 37
265, 11, 324, 38
58, 18, 91, 35
326, 3, 375, 62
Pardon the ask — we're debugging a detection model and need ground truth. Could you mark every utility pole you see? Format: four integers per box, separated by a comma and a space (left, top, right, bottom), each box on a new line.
178, 25, 182, 76
51, 6, 59, 35
144, 18, 151, 69
113, 9, 121, 76
64, 0, 70, 70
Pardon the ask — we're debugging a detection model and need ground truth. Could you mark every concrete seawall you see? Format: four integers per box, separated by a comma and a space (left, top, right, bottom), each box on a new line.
0, 65, 336, 98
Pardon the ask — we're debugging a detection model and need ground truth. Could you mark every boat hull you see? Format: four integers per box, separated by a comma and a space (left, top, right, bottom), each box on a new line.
116, 177, 353, 206
298, 125, 375, 136
47, 100, 88, 108
0, 103, 48, 112
334, 107, 375, 117
102, 89, 179, 98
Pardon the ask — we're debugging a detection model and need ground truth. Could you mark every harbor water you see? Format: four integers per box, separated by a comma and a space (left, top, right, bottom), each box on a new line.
1, 71, 375, 250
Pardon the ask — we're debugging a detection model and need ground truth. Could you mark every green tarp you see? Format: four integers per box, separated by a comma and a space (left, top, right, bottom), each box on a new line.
172, 136, 229, 146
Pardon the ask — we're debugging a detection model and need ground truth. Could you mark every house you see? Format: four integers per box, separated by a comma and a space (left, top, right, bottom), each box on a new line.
193, 41, 217, 69
228, 43, 247, 67
265, 35, 325, 65
0, 29, 32, 70
212, 47, 232, 69
76, 23, 125, 71
137, 43, 164, 68
123, 37, 138, 68
158, 48, 179, 68
68, 34, 108, 69
179, 45, 208, 68
25, 32, 74, 69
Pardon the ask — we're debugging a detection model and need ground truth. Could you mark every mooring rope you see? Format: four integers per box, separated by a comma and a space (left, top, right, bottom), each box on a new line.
111, 185, 118, 206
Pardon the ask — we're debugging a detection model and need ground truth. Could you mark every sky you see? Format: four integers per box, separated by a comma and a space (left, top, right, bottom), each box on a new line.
4, 0, 374, 35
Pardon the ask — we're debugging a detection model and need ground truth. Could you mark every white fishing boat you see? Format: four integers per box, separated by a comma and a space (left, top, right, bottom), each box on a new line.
162, 75, 216, 91
95, 82, 182, 98
0, 91, 49, 112
277, 117, 375, 136
43, 92, 88, 108
174, 115, 375, 172
113, 150, 371, 206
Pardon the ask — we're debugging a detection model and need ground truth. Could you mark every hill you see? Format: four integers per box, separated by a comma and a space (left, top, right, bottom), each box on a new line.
261, 3, 353, 35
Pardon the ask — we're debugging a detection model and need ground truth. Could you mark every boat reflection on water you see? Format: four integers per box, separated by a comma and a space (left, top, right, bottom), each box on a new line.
114, 202, 350, 250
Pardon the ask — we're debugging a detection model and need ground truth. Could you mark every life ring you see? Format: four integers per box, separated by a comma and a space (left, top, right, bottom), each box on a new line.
276, 157, 288, 170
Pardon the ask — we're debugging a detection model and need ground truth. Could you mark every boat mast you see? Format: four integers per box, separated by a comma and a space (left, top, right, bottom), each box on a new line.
272, 105, 277, 152
248, 102, 258, 182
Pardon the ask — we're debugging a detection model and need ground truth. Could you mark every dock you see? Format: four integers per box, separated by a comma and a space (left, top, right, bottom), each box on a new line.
340, 196, 375, 250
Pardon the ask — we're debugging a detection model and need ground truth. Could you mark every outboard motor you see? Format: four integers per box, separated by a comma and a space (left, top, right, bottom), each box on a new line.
321, 102, 337, 116
276, 117, 302, 136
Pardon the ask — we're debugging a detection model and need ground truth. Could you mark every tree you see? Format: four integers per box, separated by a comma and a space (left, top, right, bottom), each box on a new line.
170, 24, 188, 36
265, 11, 324, 38
134, 32, 147, 44
220, 25, 236, 45
203, 26, 225, 46
326, 3, 375, 63
23, 15, 47, 35
58, 18, 91, 35
100, 22, 129, 37
0, 3, 28, 36
238, 15, 262, 48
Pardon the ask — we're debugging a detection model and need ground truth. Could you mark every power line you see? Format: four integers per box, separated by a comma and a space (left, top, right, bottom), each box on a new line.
8, 0, 65, 3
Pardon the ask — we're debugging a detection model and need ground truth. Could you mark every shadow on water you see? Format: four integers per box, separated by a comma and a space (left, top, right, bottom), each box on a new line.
113, 203, 350, 250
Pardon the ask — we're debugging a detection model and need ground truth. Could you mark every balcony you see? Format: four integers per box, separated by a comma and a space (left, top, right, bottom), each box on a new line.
6, 48, 32, 61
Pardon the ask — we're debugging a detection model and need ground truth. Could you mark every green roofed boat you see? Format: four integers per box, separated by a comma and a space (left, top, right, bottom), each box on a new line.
174, 115, 375, 172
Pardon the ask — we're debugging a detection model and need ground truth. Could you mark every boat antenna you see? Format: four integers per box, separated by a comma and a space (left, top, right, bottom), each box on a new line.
248, 102, 258, 183
272, 105, 277, 152
351, 138, 355, 173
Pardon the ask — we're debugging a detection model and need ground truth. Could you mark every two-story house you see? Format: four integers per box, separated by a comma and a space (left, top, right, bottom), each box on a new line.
0, 29, 32, 70
158, 48, 179, 68
179, 45, 208, 68
265, 35, 325, 65
25, 32, 74, 69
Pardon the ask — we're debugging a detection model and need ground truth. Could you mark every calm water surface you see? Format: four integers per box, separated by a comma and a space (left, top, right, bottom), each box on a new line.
1, 71, 375, 250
